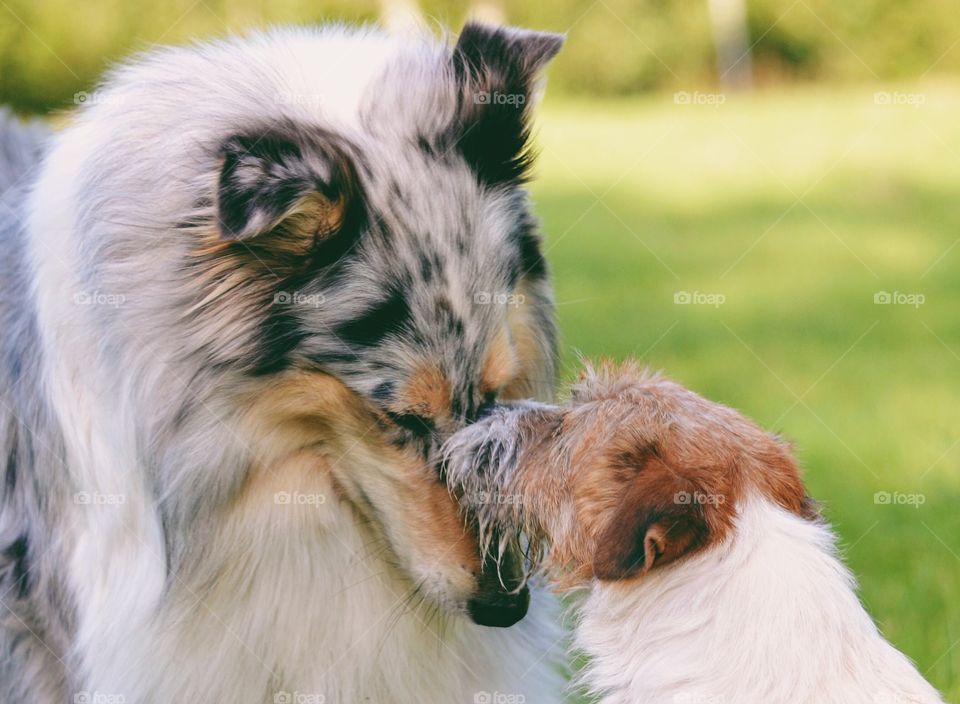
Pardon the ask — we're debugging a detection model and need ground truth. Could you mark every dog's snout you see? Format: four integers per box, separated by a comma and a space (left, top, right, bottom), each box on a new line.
466, 540, 529, 628
467, 585, 530, 628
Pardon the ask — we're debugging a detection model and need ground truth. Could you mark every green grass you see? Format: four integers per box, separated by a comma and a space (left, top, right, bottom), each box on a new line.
531, 82, 960, 700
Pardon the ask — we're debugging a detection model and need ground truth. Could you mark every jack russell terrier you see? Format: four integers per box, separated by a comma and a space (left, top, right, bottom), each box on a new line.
443, 361, 944, 704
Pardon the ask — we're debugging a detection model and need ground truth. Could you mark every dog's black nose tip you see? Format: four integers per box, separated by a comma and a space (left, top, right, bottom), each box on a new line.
466, 586, 530, 628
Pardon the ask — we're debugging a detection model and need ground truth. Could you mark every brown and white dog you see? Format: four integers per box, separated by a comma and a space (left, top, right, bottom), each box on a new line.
443, 361, 945, 704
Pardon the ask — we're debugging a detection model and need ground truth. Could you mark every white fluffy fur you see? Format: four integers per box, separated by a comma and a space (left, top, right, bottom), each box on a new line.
575, 497, 944, 704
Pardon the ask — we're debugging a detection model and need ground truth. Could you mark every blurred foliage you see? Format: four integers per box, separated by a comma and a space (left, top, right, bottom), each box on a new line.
1, 0, 959, 112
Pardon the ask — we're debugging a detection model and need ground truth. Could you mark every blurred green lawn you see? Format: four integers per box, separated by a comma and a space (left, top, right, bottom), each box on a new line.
533, 83, 960, 700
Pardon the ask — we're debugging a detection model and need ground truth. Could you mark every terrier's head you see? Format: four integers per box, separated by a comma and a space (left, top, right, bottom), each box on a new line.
443, 361, 813, 585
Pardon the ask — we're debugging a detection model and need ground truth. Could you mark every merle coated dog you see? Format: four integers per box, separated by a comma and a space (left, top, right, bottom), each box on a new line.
0, 23, 564, 703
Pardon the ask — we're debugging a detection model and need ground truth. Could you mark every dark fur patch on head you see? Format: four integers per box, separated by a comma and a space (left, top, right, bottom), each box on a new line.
450, 23, 563, 187
336, 287, 413, 349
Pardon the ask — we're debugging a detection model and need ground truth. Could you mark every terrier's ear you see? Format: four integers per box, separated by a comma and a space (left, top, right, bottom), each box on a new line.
215, 128, 357, 242
591, 462, 711, 581
451, 23, 564, 186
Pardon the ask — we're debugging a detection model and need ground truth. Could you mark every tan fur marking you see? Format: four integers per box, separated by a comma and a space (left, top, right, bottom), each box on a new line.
239, 370, 376, 465
283, 193, 346, 242
237, 369, 487, 598
391, 363, 452, 419
389, 447, 483, 575
481, 326, 519, 394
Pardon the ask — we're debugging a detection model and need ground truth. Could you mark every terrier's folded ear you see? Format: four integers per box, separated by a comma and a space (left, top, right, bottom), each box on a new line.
590, 453, 713, 581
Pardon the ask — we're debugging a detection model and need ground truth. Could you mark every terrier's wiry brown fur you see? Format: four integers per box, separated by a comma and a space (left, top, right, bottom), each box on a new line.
442, 360, 816, 586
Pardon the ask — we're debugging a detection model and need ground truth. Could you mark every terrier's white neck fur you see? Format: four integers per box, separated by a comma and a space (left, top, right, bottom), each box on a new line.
575, 498, 943, 704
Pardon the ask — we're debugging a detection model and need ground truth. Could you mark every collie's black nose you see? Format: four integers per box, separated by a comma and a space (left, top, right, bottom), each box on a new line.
467, 585, 530, 628
466, 539, 529, 627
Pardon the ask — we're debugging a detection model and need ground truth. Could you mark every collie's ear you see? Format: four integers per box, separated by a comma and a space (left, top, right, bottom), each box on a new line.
591, 466, 711, 581
215, 128, 355, 242
454, 22, 564, 82
451, 23, 564, 186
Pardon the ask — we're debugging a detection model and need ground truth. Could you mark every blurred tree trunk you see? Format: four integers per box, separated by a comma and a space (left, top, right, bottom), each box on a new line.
708, 0, 753, 89
379, 0, 423, 33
